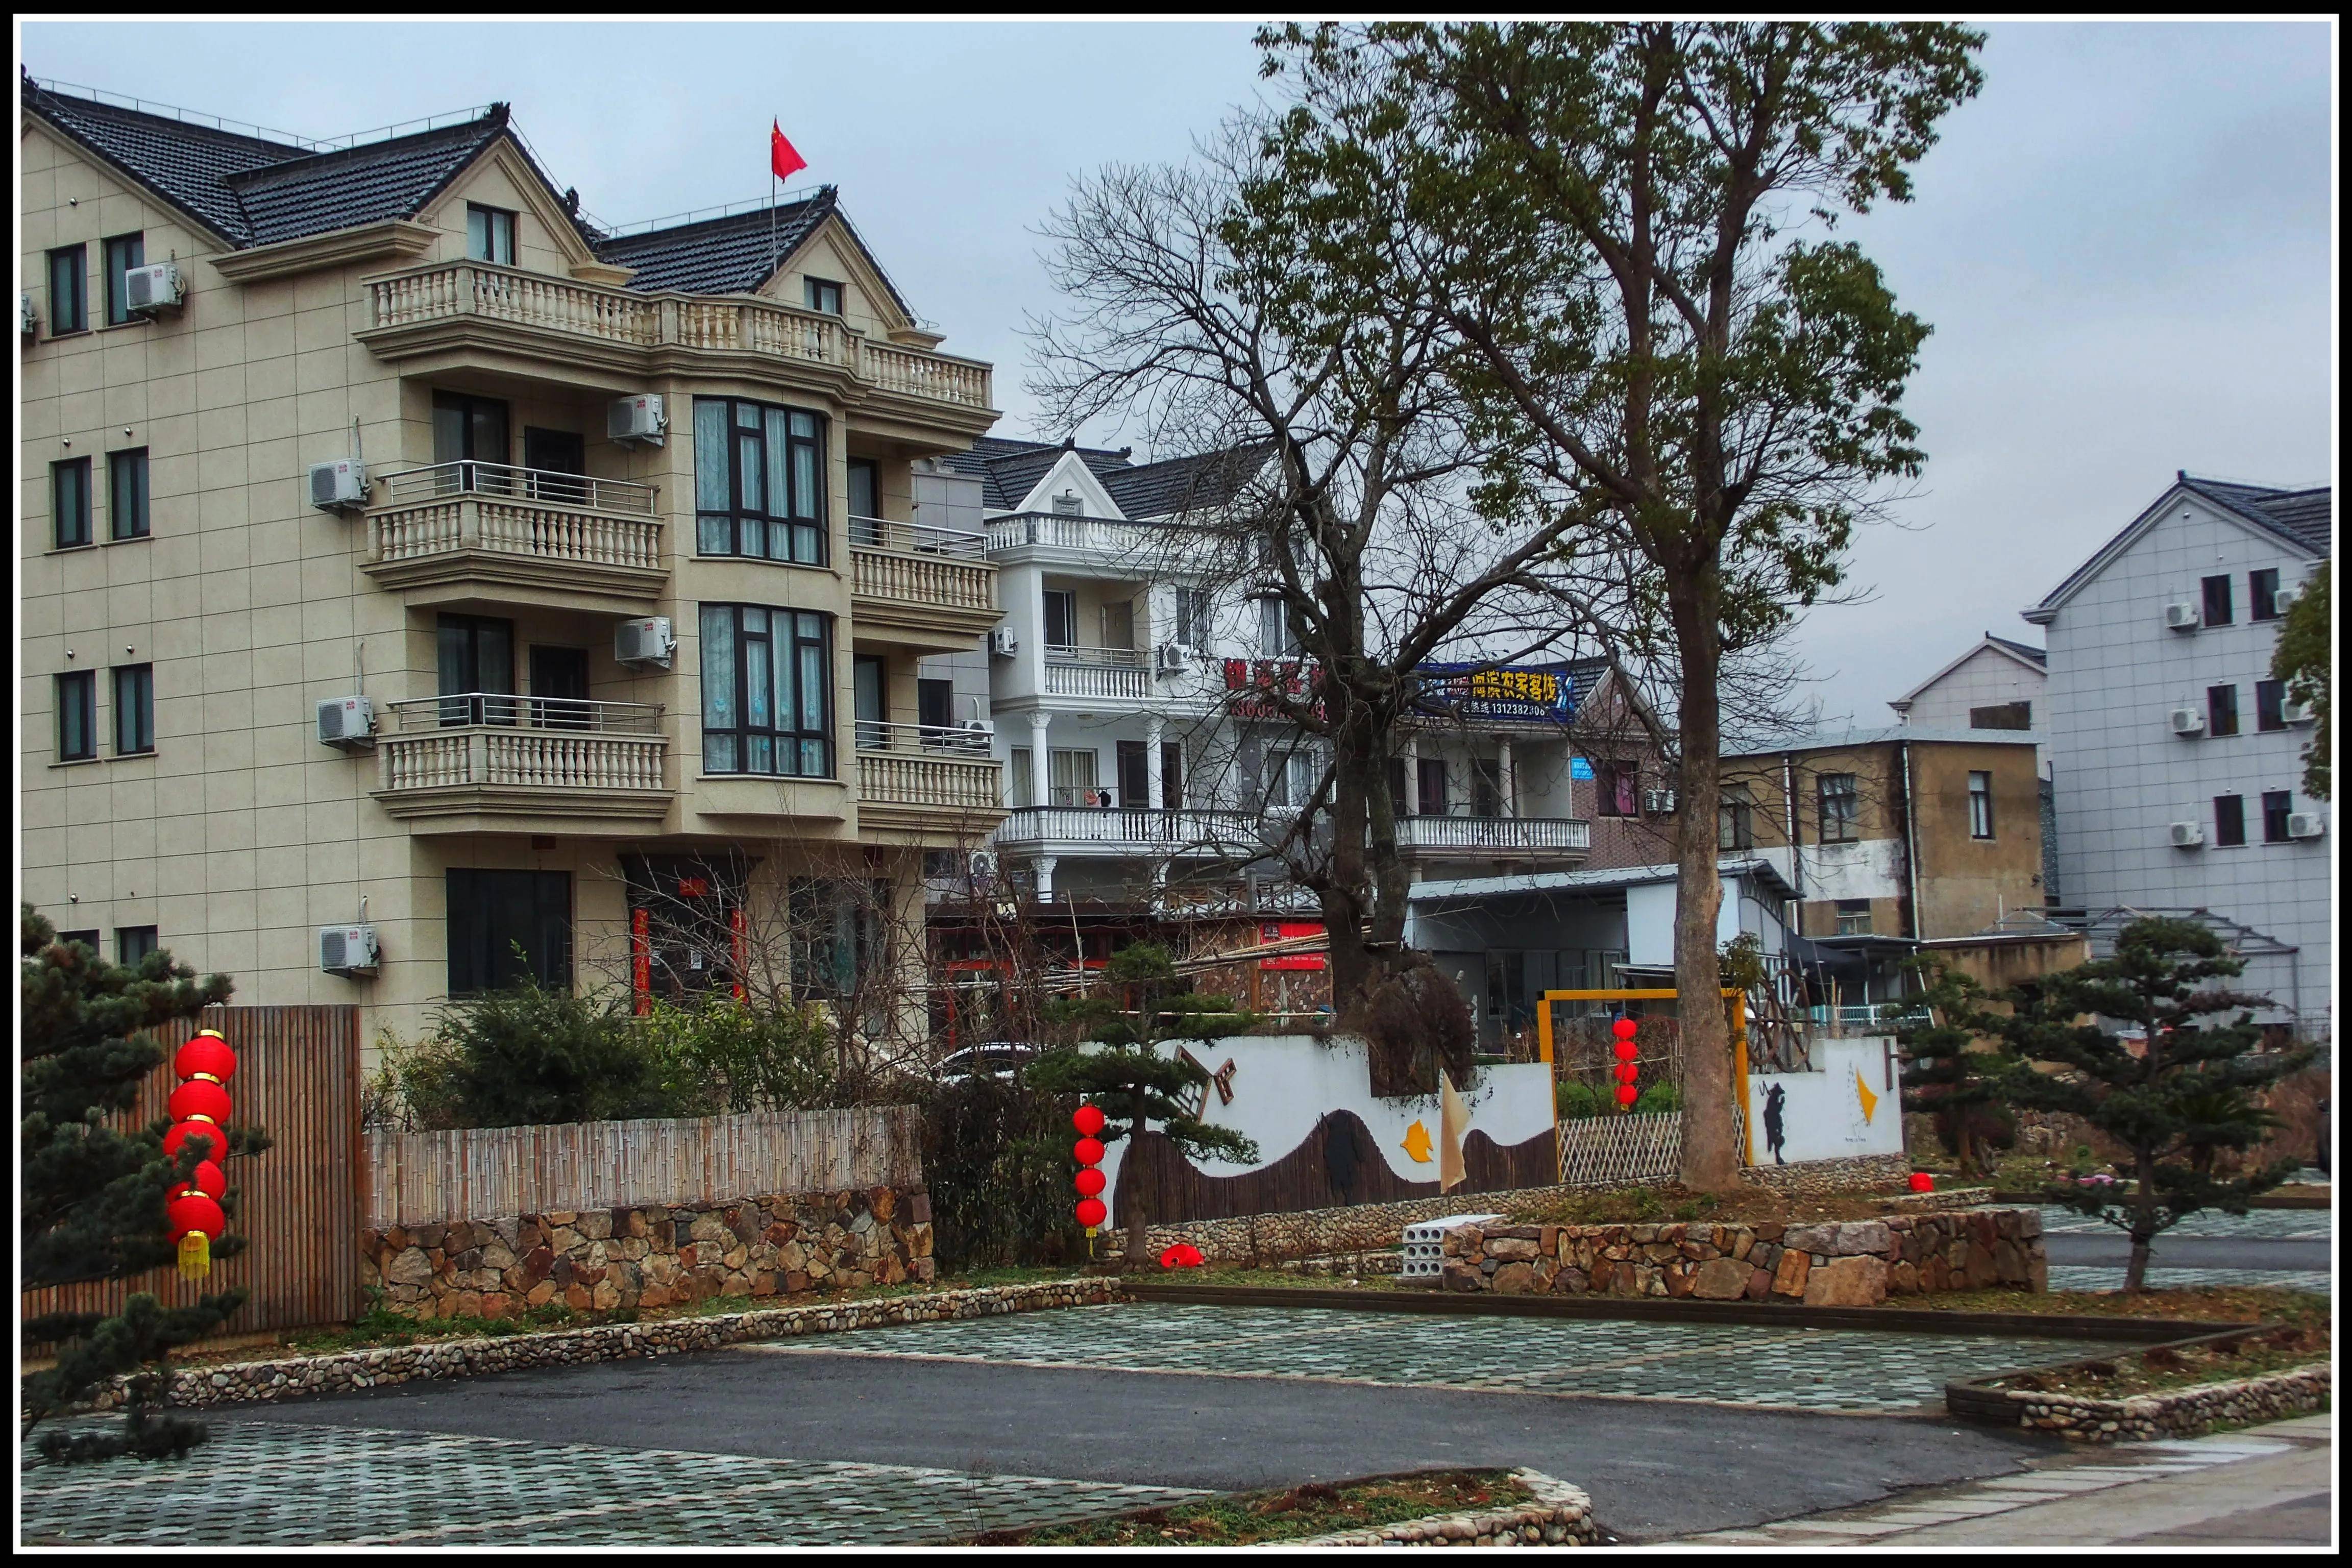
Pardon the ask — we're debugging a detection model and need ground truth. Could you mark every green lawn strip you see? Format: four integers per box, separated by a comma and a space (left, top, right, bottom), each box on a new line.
966, 1469, 1534, 1547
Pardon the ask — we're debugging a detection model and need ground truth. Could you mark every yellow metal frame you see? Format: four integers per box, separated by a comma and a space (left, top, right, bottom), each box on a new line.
1535, 987, 1754, 1167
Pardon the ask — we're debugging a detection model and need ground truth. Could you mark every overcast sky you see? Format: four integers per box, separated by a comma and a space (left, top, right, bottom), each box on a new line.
21, 19, 2334, 723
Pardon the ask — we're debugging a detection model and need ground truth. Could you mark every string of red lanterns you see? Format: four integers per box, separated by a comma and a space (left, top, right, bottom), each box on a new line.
1071, 1105, 1107, 1232
1611, 1016, 1640, 1109
163, 1028, 236, 1280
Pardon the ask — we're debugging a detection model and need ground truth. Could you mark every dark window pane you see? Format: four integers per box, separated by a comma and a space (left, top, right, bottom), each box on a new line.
446, 869, 571, 993
2249, 568, 2282, 621
113, 665, 154, 755
49, 244, 86, 333
57, 929, 101, 952
2207, 684, 2239, 738
2214, 795, 2246, 847
53, 458, 92, 548
109, 449, 150, 540
115, 926, 159, 967
1968, 701, 2031, 730
2262, 791, 2294, 844
2201, 574, 2233, 627
2257, 679, 2287, 732
104, 233, 144, 326
56, 671, 96, 761
848, 459, 879, 521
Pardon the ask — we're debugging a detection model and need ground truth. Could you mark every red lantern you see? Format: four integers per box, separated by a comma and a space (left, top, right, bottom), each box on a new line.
1072, 1137, 1105, 1167
1075, 1197, 1108, 1230
1615, 1063, 1639, 1084
1072, 1105, 1106, 1137
1614, 1083, 1639, 1107
168, 1077, 232, 1124
1612, 1017, 1638, 1040
167, 1190, 226, 1281
189, 1160, 228, 1201
173, 1029, 237, 1084
1074, 1167, 1106, 1197
163, 1120, 226, 1161
1909, 1171, 1935, 1193
1612, 1040, 1638, 1062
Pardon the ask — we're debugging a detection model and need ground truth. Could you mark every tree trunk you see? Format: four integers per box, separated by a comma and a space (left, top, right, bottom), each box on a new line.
1955, 1115, 1976, 1179
2124, 1152, 2157, 1292
1122, 1117, 1152, 1272
1672, 579, 1737, 1191
1323, 694, 1407, 1014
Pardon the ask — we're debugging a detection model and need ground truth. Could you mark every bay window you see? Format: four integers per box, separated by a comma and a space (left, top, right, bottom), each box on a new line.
695, 396, 826, 564
700, 604, 832, 777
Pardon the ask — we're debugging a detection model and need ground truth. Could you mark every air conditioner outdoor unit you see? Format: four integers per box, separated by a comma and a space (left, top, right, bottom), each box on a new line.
988, 626, 1018, 658
1643, 789, 1678, 814
318, 923, 381, 976
607, 393, 667, 447
123, 261, 185, 314
2168, 707, 2206, 736
957, 716, 996, 739
2281, 696, 2316, 724
308, 458, 368, 513
2168, 821, 2205, 848
2286, 812, 2325, 840
615, 616, 675, 669
2272, 582, 2304, 615
316, 695, 376, 750
20, 291, 37, 339
1156, 642, 1192, 676
2163, 602, 2201, 630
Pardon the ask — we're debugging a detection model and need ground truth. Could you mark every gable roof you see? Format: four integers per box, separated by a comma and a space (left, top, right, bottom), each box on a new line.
229, 114, 519, 246
2025, 473, 2332, 624
1889, 632, 2047, 715
1984, 633, 2047, 668
942, 434, 1270, 519
592, 189, 835, 295
940, 436, 1139, 509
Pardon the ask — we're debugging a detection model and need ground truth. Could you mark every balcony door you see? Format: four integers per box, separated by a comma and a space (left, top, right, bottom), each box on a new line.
437, 613, 515, 727
433, 393, 511, 494
1042, 589, 1077, 650
529, 645, 590, 730
847, 458, 882, 546
523, 427, 587, 505
1049, 748, 1099, 807
1117, 740, 1150, 809
853, 654, 887, 750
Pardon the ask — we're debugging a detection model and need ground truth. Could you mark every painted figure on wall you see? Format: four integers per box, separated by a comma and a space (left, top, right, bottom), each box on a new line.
1763, 1083, 1788, 1165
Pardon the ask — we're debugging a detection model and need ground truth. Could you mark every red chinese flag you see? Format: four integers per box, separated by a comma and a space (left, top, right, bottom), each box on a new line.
771, 121, 807, 182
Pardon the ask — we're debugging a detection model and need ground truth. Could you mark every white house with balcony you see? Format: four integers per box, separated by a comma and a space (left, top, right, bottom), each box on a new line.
941, 436, 1598, 906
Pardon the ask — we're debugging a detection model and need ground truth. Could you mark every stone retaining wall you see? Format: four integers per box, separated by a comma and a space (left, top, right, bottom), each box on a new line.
1439, 1209, 2044, 1304
360, 1186, 932, 1320
90, 1279, 1117, 1413
1301, 1470, 1600, 1548
1966, 1364, 2331, 1442
1739, 1154, 1915, 1196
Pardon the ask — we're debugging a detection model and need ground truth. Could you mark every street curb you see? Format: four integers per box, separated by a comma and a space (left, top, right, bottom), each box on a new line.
1293, 1468, 1601, 1548
81, 1277, 1123, 1413
1946, 1325, 2331, 1441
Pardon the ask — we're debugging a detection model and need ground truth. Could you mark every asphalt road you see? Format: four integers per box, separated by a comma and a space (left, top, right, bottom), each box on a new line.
2040, 1233, 2332, 1271
232, 1349, 2057, 1541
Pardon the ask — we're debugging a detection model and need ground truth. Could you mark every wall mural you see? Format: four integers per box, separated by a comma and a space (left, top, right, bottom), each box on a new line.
1744, 1035, 1906, 1165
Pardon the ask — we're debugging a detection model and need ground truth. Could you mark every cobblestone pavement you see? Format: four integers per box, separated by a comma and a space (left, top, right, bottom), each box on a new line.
2046, 1265, 2334, 1294
2037, 1205, 2333, 1240
741, 1301, 2134, 1415
17, 1420, 1204, 1546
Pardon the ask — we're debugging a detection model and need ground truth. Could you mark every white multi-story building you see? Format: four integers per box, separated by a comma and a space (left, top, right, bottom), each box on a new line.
938, 437, 1599, 907
2022, 472, 2331, 1027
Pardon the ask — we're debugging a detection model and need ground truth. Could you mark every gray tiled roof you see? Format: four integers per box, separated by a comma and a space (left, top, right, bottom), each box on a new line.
2180, 477, 2333, 554
940, 436, 1138, 509
946, 435, 1268, 519
592, 190, 834, 295
1983, 633, 2047, 667
23, 81, 307, 242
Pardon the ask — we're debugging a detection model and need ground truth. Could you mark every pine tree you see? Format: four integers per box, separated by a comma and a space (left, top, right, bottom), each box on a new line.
1024, 945, 1260, 1269
1892, 957, 2015, 1178
1986, 916, 2313, 1291
20, 905, 262, 1459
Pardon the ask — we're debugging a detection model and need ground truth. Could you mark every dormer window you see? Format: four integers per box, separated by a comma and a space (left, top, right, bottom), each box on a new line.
1052, 491, 1083, 517
805, 278, 844, 315
467, 204, 517, 266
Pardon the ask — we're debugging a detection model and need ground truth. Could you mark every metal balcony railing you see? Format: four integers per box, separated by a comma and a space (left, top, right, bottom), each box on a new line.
853, 718, 994, 755
847, 517, 996, 618
845, 516, 988, 558
375, 461, 657, 515
386, 694, 665, 733
1394, 815, 1592, 852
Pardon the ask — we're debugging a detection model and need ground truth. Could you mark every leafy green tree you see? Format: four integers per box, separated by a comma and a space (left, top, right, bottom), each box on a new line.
407, 972, 665, 1129
21, 906, 264, 1460
1023, 945, 1261, 1269
1987, 917, 2313, 1290
1253, 21, 1983, 1189
642, 993, 834, 1115
2270, 558, 2329, 799
1892, 958, 2015, 1178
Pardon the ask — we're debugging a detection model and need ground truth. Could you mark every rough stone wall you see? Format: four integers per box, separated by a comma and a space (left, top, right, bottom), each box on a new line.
360, 1186, 934, 1321
1439, 1209, 2045, 1304
1300, 1471, 1600, 1548
1983, 1364, 2331, 1442
1738, 1154, 1916, 1195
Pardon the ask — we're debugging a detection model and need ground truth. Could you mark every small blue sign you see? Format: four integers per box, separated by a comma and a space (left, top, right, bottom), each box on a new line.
1570, 757, 1595, 781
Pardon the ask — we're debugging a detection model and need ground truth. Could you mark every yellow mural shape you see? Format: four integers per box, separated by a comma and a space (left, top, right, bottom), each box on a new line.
1401, 1120, 1435, 1164
1855, 1068, 1880, 1123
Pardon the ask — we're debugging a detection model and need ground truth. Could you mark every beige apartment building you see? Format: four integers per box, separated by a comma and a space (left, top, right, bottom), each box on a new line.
21, 80, 1006, 1051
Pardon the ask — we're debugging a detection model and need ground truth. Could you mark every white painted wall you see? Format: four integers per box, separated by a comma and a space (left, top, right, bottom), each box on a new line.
1746, 1035, 1906, 1164
1897, 644, 2047, 728
1093, 1034, 1556, 1214
1623, 877, 1745, 967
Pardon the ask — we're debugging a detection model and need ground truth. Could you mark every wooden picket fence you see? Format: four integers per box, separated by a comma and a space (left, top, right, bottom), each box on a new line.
1554, 1107, 1752, 1188
363, 1105, 926, 1231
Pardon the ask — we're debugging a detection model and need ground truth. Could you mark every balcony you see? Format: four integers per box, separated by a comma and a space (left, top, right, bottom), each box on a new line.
362, 462, 665, 614
1044, 644, 1152, 701
373, 695, 672, 834
854, 720, 1006, 837
1395, 815, 1592, 858
994, 805, 1271, 858
357, 261, 994, 431
848, 517, 1000, 650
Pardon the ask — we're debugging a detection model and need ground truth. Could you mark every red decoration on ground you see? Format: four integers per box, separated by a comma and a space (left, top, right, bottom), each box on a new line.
173, 1029, 237, 1084
1075, 1197, 1107, 1229
163, 1120, 225, 1161
1073, 1105, 1106, 1137
168, 1077, 232, 1124
1612, 1017, 1638, 1040
1909, 1171, 1935, 1192
1073, 1167, 1106, 1197
1072, 1136, 1106, 1167
1160, 1243, 1205, 1269
1614, 1084, 1639, 1107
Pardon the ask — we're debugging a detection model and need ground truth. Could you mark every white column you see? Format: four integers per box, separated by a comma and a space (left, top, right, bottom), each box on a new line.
1145, 718, 1166, 812
1498, 737, 1516, 818
1035, 854, 1057, 900
1026, 711, 1052, 806
1400, 734, 1419, 814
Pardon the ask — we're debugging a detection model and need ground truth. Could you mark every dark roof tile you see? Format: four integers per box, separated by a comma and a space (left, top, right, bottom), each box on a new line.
23, 83, 303, 241
593, 190, 834, 295
1102, 445, 1270, 520
228, 116, 508, 245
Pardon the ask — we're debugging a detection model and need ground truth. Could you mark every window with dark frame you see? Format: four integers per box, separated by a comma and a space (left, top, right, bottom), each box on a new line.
1834, 899, 1873, 936
804, 277, 844, 315
2201, 574, 2234, 627
1719, 782, 1755, 850
1257, 595, 1302, 657
917, 677, 953, 738
693, 397, 826, 564
57, 929, 101, 952
52, 457, 92, 549
103, 233, 144, 326
1417, 756, 1449, 817
1161, 741, 1183, 809
788, 878, 885, 1002
465, 203, 517, 265
1043, 590, 1077, 648
1594, 760, 1639, 818
2262, 790, 2294, 844
2257, 679, 2288, 732
1968, 770, 1995, 839
48, 244, 87, 334
108, 448, 150, 540
1968, 701, 2031, 730
1819, 773, 1860, 843
445, 869, 572, 994
2249, 568, 2283, 622
699, 604, 832, 777
2207, 683, 2240, 738
2214, 793, 2247, 847
56, 671, 96, 762
847, 457, 881, 544
115, 926, 159, 967
112, 664, 154, 755
1174, 585, 1212, 647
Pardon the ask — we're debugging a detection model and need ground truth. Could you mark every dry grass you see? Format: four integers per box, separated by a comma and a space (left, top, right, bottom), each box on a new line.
969, 1470, 1534, 1547
1507, 1183, 1953, 1228
1990, 1295, 2329, 1398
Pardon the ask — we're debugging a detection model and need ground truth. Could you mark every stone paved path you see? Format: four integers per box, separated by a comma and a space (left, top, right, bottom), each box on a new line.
2046, 1264, 2334, 1293
740, 1300, 2134, 1415
17, 1420, 1205, 1547
2036, 1204, 2333, 1241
